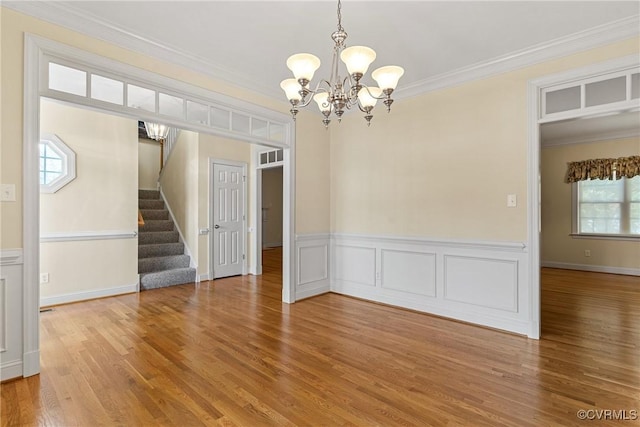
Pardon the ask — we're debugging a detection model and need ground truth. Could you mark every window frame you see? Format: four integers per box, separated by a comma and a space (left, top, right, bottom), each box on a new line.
39, 133, 76, 193
571, 176, 640, 240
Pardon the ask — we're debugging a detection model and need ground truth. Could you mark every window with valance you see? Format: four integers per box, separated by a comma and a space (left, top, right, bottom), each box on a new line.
566, 156, 640, 237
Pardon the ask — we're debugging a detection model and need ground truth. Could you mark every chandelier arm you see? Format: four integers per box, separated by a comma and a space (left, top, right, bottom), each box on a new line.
360, 85, 390, 100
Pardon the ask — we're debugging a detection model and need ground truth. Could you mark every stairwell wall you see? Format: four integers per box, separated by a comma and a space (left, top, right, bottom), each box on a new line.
39, 98, 139, 305
138, 138, 161, 190
159, 130, 199, 269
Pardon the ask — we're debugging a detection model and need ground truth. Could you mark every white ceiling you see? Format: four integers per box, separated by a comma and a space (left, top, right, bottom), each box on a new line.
5, 1, 639, 142
6, 1, 639, 101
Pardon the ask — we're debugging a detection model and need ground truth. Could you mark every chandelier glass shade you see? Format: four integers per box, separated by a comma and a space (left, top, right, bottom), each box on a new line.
280, 0, 404, 127
144, 122, 170, 141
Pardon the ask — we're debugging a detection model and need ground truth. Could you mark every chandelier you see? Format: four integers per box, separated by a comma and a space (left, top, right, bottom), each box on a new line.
143, 122, 170, 141
280, 0, 404, 127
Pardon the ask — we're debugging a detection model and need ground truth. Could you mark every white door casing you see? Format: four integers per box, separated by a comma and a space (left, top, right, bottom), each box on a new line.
212, 162, 246, 279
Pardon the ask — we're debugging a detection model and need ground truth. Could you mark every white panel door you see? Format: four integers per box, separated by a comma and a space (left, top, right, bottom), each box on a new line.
213, 164, 244, 279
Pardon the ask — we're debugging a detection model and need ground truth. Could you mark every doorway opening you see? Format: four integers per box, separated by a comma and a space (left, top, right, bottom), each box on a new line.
21, 34, 296, 377
529, 54, 639, 339
260, 166, 284, 277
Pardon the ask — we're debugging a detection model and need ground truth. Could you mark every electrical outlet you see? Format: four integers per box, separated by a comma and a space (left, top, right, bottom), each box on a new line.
40, 273, 50, 284
1, 184, 16, 202
507, 194, 517, 208
584, 250, 591, 257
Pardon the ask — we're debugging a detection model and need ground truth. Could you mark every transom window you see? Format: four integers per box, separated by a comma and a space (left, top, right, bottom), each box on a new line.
575, 176, 640, 236
45, 58, 288, 145
39, 134, 76, 193
258, 148, 284, 168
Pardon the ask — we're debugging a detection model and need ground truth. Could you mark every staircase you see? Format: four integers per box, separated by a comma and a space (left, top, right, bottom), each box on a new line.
138, 190, 196, 290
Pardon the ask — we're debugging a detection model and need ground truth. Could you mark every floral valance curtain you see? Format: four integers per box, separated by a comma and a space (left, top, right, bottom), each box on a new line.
565, 155, 640, 183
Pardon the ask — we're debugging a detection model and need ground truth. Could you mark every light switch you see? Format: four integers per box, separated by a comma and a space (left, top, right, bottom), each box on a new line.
507, 194, 517, 208
1, 184, 16, 202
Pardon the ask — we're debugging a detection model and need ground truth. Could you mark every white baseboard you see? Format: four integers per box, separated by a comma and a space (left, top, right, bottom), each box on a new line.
22, 349, 40, 377
40, 283, 138, 307
542, 261, 640, 276
197, 273, 210, 282
1, 359, 23, 381
296, 282, 330, 300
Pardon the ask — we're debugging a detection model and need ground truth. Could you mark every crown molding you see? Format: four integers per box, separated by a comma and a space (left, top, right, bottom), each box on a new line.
4, 3, 639, 102
395, 15, 640, 100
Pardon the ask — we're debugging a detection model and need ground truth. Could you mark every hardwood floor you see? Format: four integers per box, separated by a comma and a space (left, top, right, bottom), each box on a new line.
2, 260, 639, 426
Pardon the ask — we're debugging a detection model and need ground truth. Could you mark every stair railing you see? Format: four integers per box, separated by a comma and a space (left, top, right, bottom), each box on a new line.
162, 128, 181, 168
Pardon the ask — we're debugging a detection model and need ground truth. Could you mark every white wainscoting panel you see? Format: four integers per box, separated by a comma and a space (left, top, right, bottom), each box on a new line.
295, 234, 330, 300
381, 249, 436, 297
444, 256, 518, 312
334, 245, 376, 287
0, 278, 6, 352
331, 234, 531, 336
0, 249, 25, 380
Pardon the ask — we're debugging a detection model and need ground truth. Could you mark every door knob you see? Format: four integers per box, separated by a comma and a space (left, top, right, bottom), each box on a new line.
214, 224, 220, 229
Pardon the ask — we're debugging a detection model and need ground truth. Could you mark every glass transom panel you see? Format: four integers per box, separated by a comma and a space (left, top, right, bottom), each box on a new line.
91, 74, 124, 105
585, 76, 626, 108
127, 84, 156, 112
159, 93, 184, 118
49, 63, 87, 96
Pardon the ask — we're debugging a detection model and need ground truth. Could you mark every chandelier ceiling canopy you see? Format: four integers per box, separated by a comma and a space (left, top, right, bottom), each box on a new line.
280, 0, 404, 127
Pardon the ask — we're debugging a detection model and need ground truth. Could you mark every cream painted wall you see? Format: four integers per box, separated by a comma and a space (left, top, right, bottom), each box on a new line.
159, 130, 199, 265
541, 137, 640, 269
39, 98, 138, 299
138, 139, 161, 190
295, 110, 331, 234
197, 134, 251, 276
1, 7, 330, 252
330, 38, 640, 242
262, 167, 283, 247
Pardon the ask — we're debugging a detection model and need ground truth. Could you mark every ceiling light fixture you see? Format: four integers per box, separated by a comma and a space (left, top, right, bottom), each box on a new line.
143, 122, 170, 141
280, 0, 404, 128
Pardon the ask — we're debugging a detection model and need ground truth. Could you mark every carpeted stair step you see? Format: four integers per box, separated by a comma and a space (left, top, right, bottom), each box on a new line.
139, 189, 160, 200
139, 219, 174, 232
139, 242, 185, 259
139, 209, 169, 220
140, 267, 196, 290
138, 254, 190, 274
138, 230, 179, 245
139, 199, 165, 210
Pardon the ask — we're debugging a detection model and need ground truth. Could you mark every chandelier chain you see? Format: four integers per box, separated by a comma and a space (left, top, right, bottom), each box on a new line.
336, 0, 343, 32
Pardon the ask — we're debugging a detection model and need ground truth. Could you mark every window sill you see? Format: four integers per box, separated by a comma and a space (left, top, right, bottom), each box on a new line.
570, 233, 640, 241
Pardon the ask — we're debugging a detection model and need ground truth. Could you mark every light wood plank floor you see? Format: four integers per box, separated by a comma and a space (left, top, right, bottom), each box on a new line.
2, 256, 639, 426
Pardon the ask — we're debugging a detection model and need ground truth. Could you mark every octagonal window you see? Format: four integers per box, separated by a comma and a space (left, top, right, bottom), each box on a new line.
40, 134, 76, 193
